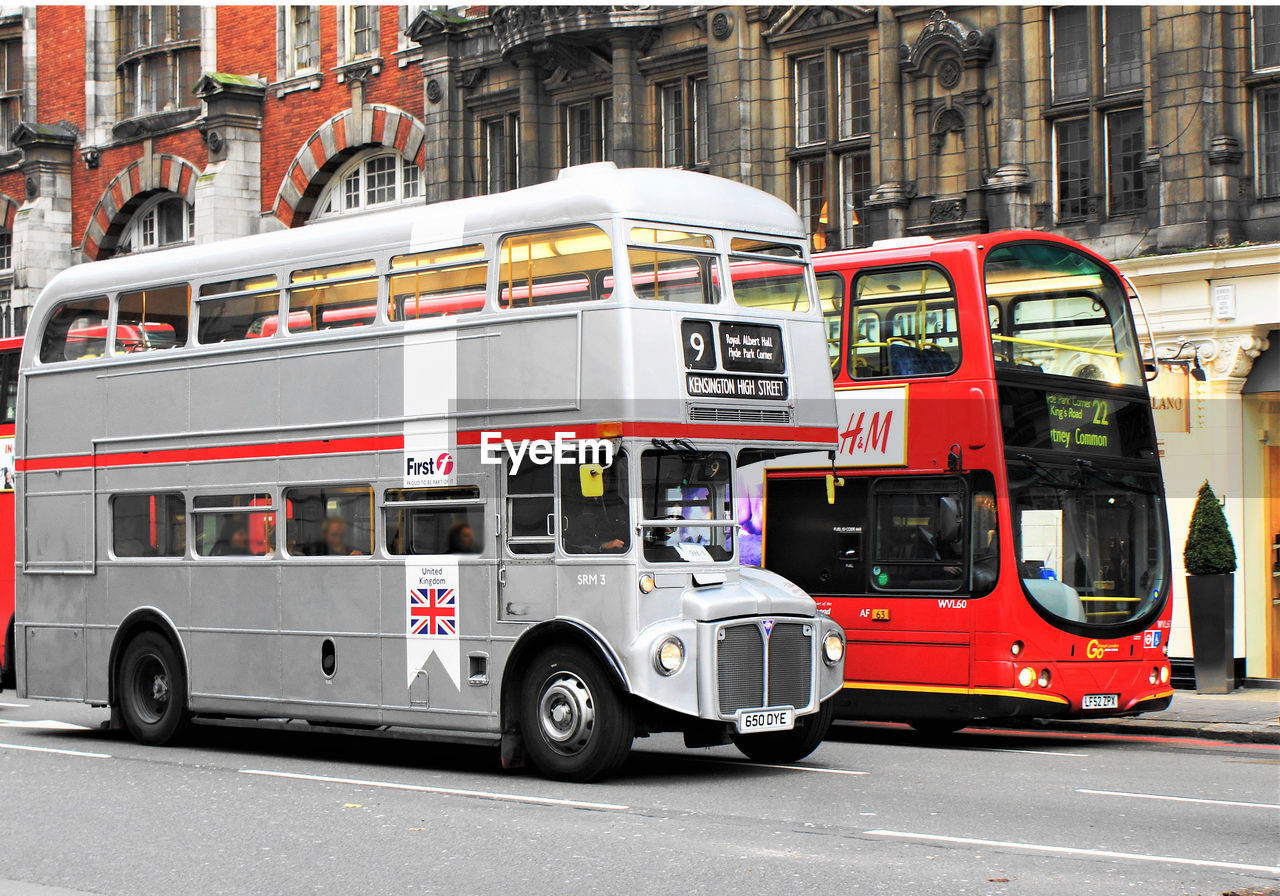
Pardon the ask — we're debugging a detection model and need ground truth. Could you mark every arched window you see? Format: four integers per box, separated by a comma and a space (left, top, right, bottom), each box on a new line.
312, 150, 423, 221
117, 193, 194, 255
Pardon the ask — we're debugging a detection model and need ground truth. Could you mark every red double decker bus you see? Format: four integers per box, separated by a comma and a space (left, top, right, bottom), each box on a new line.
0, 335, 20, 691
755, 232, 1173, 733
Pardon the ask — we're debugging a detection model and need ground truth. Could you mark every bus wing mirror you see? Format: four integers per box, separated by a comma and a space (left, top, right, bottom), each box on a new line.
825, 473, 844, 505
580, 464, 605, 498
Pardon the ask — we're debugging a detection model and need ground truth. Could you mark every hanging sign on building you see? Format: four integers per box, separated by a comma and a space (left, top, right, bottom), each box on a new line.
1150, 367, 1190, 434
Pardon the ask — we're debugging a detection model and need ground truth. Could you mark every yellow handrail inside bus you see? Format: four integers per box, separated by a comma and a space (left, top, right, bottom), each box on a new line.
992, 334, 1122, 358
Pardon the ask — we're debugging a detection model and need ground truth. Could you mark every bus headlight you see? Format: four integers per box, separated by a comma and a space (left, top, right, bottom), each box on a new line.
1037, 669, 1052, 688
639, 574, 656, 594
1160, 665, 1169, 683
1010, 640, 1024, 657
1017, 666, 1035, 687
822, 632, 845, 666
1148, 667, 1158, 685
654, 637, 685, 675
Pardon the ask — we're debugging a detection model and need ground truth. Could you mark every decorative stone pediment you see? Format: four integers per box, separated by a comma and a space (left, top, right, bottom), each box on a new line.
900, 9, 992, 81
762, 5, 875, 42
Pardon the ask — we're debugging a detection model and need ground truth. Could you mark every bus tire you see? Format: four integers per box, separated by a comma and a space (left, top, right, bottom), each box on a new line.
730, 698, 834, 764
519, 644, 633, 783
117, 631, 188, 745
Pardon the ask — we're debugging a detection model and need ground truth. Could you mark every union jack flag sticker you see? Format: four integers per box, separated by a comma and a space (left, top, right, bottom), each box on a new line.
409, 588, 457, 637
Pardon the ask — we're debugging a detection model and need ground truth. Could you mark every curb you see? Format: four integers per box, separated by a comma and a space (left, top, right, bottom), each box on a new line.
1022, 719, 1280, 746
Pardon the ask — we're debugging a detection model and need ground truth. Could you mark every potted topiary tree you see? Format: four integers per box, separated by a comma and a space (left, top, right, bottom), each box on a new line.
1183, 480, 1237, 694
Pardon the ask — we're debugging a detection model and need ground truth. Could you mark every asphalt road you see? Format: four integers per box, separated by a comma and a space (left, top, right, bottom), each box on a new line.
0, 697, 1276, 895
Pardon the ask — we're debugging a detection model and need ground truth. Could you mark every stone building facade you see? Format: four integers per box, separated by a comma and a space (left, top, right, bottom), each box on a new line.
1, 4, 1278, 678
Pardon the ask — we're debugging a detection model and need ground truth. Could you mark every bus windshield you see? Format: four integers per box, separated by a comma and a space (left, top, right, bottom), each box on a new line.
1008, 459, 1167, 631
641, 449, 734, 562
985, 243, 1142, 386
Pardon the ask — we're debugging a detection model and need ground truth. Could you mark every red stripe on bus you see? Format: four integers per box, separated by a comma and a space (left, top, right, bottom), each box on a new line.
457, 423, 838, 445
16, 422, 836, 473
16, 435, 406, 473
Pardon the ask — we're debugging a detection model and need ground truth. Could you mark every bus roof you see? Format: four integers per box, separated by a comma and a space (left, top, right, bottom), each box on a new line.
36, 164, 806, 308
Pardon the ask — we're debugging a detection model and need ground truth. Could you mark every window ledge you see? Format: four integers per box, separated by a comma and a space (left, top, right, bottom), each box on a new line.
111, 107, 201, 141
395, 46, 423, 69
335, 56, 383, 84
272, 71, 324, 98
1242, 70, 1280, 87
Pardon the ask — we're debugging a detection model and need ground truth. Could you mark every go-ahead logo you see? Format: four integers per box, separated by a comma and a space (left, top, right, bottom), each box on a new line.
1085, 639, 1119, 659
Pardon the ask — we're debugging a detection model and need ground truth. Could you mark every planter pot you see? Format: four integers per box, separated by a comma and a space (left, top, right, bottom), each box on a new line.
1186, 573, 1235, 694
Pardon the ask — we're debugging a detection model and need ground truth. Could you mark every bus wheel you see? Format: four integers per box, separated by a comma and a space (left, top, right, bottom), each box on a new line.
908, 719, 966, 738
519, 645, 633, 783
118, 632, 188, 745
730, 698, 835, 764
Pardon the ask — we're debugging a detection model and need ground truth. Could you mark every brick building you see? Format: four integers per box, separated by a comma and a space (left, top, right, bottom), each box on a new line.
1, 4, 1278, 678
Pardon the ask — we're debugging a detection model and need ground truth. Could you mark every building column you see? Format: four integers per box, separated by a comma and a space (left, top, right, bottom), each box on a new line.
516, 56, 547, 186
11, 123, 76, 314
421, 53, 466, 202
985, 5, 1032, 230
193, 74, 266, 244
864, 7, 910, 238
611, 36, 640, 169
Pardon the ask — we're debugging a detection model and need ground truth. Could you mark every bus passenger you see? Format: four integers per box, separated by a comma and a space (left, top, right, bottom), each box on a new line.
320, 516, 364, 556
446, 521, 478, 554
213, 521, 251, 556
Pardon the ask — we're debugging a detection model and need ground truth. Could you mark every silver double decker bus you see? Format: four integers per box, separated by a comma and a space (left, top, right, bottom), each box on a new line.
16, 163, 845, 781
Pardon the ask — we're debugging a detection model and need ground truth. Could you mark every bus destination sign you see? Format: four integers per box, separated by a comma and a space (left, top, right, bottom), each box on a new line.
719, 323, 785, 374
1046, 392, 1120, 456
686, 372, 789, 400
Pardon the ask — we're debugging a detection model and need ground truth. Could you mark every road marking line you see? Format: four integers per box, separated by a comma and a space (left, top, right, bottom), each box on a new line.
982, 748, 1089, 758
0, 701, 29, 708
0, 741, 111, 759
0, 719, 92, 730
238, 769, 630, 811
864, 830, 1280, 874
682, 755, 870, 776
1076, 788, 1280, 811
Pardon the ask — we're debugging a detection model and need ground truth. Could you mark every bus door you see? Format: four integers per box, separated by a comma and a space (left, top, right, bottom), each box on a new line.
499, 461, 557, 621
554, 453, 632, 633
764, 473, 973, 687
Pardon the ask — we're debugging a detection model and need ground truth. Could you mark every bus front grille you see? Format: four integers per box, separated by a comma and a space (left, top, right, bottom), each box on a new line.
767, 623, 813, 710
716, 622, 813, 715
688, 405, 792, 424
717, 624, 765, 714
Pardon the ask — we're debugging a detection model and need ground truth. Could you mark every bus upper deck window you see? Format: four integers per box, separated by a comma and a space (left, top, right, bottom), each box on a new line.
289, 260, 378, 333
727, 239, 810, 314
389, 244, 488, 321
198, 276, 281, 344
39, 296, 109, 363
116, 285, 190, 353
498, 225, 611, 309
848, 266, 959, 379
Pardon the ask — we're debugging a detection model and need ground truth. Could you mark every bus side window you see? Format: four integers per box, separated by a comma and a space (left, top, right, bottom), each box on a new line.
970, 471, 1000, 598
198, 276, 281, 344
112, 493, 186, 558
284, 486, 373, 557
289, 260, 378, 333
498, 225, 612, 309
385, 487, 486, 555
193, 493, 276, 558
870, 479, 965, 592
559, 453, 630, 555
505, 462, 554, 554
849, 266, 959, 379
817, 272, 844, 375
389, 245, 488, 321
39, 296, 109, 363
116, 284, 189, 353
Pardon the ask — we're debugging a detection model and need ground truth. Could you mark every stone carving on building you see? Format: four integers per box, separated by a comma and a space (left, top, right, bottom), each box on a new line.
929, 197, 966, 224
930, 107, 965, 154
489, 6, 662, 57
899, 9, 993, 82
710, 11, 732, 40
762, 6, 874, 43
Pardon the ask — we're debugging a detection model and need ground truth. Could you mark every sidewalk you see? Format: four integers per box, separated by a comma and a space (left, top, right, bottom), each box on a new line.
1028, 688, 1280, 745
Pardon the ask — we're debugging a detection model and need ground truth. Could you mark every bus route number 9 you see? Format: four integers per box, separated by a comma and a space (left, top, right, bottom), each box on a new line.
681, 320, 716, 370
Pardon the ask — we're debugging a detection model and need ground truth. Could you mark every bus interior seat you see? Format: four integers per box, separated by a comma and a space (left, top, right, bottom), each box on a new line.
888, 341, 955, 376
